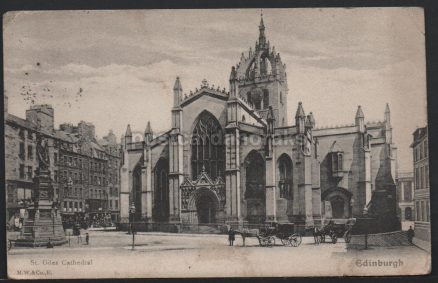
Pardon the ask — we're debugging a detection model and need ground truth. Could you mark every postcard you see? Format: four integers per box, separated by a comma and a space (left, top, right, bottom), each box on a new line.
4, 8, 430, 278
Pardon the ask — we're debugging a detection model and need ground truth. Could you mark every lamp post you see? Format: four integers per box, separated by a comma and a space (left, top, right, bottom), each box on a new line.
129, 202, 136, 249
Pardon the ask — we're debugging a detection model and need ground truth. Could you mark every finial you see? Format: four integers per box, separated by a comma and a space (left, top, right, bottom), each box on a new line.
125, 124, 132, 136
356, 105, 364, 119
385, 103, 390, 113
145, 121, 152, 135
259, 9, 265, 29
295, 102, 305, 118
173, 76, 182, 90
201, 78, 208, 88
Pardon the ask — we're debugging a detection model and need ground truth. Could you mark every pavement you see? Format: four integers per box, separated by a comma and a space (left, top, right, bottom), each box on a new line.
7, 230, 431, 279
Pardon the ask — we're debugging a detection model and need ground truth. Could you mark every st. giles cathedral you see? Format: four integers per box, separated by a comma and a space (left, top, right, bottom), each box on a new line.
120, 14, 398, 230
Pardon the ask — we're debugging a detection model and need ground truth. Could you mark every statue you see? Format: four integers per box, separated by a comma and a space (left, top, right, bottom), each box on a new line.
36, 133, 50, 171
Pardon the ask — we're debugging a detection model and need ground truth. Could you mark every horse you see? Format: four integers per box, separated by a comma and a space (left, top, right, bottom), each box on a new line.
233, 228, 260, 247
307, 226, 322, 245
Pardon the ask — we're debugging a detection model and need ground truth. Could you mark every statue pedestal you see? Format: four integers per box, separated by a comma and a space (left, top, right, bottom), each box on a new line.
15, 170, 67, 247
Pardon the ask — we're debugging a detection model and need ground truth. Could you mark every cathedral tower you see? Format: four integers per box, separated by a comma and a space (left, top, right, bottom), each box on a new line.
235, 13, 289, 127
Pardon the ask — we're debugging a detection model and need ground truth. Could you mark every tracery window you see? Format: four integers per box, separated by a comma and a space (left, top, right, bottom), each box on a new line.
331, 152, 343, 176
191, 112, 225, 180
263, 89, 269, 108
278, 154, 293, 199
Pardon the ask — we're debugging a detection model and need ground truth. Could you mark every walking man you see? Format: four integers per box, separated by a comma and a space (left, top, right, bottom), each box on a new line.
228, 227, 235, 246
407, 226, 415, 245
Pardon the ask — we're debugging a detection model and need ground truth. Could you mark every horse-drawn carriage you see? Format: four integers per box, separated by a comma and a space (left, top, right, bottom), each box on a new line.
235, 223, 302, 247
312, 219, 355, 244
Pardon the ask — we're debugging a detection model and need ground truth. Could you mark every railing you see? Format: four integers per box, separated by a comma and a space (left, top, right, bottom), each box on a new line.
116, 222, 230, 234
115, 221, 314, 235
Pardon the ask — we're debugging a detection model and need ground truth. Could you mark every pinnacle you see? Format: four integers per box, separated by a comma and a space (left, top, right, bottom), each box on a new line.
125, 124, 132, 136
356, 105, 364, 119
385, 103, 390, 113
295, 102, 305, 118
173, 76, 182, 91
145, 121, 152, 135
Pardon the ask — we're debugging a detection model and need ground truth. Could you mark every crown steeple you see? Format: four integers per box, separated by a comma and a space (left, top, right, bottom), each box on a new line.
235, 12, 288, 127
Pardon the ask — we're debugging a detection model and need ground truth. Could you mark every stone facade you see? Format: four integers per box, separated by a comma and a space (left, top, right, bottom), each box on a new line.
120, 16, 398, 228
395, 170, 414, 230
411, 125, 430, 251
5, 100, 121, 226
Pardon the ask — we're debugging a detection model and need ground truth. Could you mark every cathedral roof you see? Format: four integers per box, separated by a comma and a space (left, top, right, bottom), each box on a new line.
180, 80, 229, 107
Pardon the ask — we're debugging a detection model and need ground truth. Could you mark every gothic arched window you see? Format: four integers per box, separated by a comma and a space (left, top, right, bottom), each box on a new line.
191, 112, 225, 180
154, 158, 169, 222
278, 154, 293, 199
263, 89, 269, 109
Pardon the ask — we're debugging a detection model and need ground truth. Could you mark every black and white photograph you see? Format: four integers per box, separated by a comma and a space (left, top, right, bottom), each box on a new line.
4, 8, 431, 278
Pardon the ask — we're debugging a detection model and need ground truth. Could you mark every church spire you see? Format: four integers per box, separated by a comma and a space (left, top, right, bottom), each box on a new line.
258, 10, 266, 48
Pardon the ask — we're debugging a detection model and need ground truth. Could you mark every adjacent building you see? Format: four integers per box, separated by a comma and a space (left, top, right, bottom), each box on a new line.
5, 98, 121, 226
120, 15, 398, 230
395, 170, 414, 230
411, 125, 430, 251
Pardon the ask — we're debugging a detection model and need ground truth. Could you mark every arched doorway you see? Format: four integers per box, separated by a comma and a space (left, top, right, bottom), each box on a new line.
153, 158, 169, 222
322, 187, 352, 219
196, 193, 217, 224
245, 150, 266, 224
188, 187, 220, 224
331, 196, 345, 219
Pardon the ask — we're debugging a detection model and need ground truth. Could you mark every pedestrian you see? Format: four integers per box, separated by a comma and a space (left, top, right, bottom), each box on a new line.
228, 227, 235, 246
76, 224, 82, 243
407, 226, 415, 245
85, 232, 89, 245
47, 238, 54, 248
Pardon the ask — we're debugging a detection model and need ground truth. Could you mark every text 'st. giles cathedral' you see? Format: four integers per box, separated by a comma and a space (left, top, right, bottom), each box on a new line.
120, 14, 399, 232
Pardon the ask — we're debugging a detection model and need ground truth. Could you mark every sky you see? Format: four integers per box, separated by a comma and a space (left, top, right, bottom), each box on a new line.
3, 8, 427, 171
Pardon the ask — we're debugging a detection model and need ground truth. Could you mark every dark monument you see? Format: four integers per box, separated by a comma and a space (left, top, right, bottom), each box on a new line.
15, 133, 67, 247
351, 158, 401, 235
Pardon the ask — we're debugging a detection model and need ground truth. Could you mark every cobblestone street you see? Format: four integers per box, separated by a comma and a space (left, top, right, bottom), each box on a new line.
7, 230, 430, 278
